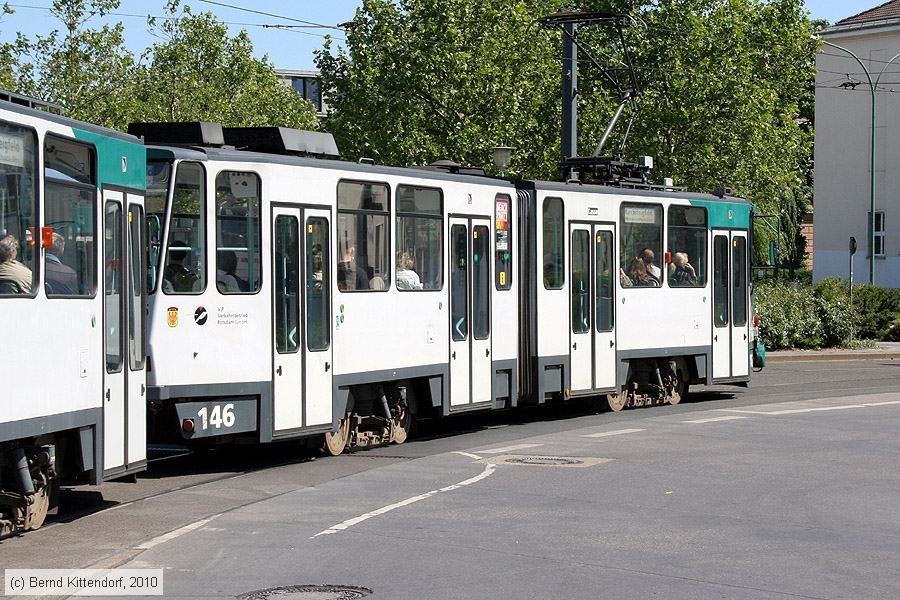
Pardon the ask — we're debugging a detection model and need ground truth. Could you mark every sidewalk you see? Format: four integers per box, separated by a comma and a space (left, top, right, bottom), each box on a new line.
767, 342, 900, 363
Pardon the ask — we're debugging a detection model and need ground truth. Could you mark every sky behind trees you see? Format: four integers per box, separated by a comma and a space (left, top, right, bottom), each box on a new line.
0, 0, 870, 71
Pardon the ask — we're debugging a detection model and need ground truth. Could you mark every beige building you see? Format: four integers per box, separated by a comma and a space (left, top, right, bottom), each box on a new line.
814, 1, 900, 287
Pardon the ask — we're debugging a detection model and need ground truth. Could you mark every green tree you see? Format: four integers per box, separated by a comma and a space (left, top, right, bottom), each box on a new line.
133, 1, 319, 130
318, 0, 816, 243
13, 0, 139, 128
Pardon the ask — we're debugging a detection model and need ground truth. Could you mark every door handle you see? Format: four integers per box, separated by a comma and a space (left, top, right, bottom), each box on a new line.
141, 384, 145, 396
105, 389, 110, 402
610, 340, 614, 348
276, 365, 282, 376
573, 342, 577, 350
452, 351, 456, 360
714, 334, 718, 342
325, 362, 331, 372
744, 333, 748, 341
485, 348, 490, 357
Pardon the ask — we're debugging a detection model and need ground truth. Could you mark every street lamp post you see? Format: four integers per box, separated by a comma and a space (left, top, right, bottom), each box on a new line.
820, 38, 900, 285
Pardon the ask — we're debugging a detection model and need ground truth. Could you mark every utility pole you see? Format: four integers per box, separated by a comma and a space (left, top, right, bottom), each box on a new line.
561, 22, 577, 181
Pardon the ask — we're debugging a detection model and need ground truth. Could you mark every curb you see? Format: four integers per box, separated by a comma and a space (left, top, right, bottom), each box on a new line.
767, 352, 900, 363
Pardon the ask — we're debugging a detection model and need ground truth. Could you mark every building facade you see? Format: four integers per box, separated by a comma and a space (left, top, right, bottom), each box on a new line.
275, 69, 328, 118
814, 1, 900, 287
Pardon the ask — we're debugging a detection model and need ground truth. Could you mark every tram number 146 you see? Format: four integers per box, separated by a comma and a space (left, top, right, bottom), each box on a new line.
197, 403, 236, 430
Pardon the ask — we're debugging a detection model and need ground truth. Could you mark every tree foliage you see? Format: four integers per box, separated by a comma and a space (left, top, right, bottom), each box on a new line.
5, 0, 318, 131
317, 0, 816, 244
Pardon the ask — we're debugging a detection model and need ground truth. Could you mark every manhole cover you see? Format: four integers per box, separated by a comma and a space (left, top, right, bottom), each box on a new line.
505, 456, 584, 466
238, 585, 372, 600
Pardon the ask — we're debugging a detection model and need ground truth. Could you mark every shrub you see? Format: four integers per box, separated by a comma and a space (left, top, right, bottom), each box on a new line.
813, 277, 856, 347
852, 284, 900, 341
753, 281, 822, 349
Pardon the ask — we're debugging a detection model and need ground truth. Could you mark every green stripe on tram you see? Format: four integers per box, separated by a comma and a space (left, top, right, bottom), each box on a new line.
689, 199, 751, 229
73, 127, 147, 191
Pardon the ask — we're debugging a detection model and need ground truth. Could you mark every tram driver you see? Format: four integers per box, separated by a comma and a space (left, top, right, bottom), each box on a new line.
337, 243, 370, 291
163, 241, 200, 293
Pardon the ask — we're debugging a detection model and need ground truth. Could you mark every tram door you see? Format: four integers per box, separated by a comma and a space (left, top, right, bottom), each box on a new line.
272, 206, 333, 434
103, 192, 147, 473
712, 230, 750, 379
569, 223, 617, 392
449, 217, 492, 407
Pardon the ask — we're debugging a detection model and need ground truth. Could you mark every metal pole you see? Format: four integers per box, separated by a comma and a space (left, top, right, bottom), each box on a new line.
849, 249, 854, 345
561, 22, 578, 180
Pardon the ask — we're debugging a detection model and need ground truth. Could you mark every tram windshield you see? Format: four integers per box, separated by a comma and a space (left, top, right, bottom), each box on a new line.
145, 160, 171, 292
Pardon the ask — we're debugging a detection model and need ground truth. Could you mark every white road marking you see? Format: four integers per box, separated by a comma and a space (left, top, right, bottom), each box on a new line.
135, 515, 220, 550
582, 428, 645, 438
719, 404, 870, 416
478, 443, 544, 454
452, 451, 483, 460
311, 463, 497, 539
682, 415, 748, 424
862, 400, 900, 407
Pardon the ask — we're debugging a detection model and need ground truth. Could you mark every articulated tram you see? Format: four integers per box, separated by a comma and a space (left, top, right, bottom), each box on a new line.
0, 99, 147, 536
0, 102, 757, 536
134, 122, 754, 455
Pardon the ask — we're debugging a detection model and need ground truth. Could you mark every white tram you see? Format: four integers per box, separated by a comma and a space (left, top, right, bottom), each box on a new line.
0, 97, 147, 536
135, 123, 756, 453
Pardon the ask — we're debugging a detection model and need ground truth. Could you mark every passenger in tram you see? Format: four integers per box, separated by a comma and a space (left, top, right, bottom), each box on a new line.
337, 244, 370, 291
163, 241, 199, 293
668, 252, 697, 287
216, 250, 241, 293
622, 257, 655, 287
0, 234, 32, 294
45, 233, 78, 295
640, 248, 662, 285
396, 252, 423, 290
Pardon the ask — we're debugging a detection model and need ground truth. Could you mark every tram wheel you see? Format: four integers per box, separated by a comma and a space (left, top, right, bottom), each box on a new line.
26, 484, 51, 530
391, 404, 413, 445
607, 392, 627, 412
323, 417, 350, 456
668, 368, 689, 406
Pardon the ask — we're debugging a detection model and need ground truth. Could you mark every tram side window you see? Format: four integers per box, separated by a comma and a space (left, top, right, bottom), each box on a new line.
543, 197, 564, 289
145, 160, 171, 293
396, 184, 442, 291
667, 206, 707, 288
306, 217, 330, 351
0, 124, 37, 297
163, 162, 206, 294
620, 203, 662, 288
337, 180, 390, 292
44, 136, 96, 297
713, 235, 729, 327
216, 171, 261, 294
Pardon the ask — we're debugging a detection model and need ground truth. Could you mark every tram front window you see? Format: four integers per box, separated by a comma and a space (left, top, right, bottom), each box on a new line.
145, 160, 171, 293
162, 162, 207, 295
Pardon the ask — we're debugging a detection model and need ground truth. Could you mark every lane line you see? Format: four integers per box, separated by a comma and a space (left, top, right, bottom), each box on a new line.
582, 428, 646, 438
682, 415, 748, 424
135, 515, 220, 549
862, 400, 900, 407
311, 463, 496, 539
478, 443, 544, 454
452, 451, 483, 460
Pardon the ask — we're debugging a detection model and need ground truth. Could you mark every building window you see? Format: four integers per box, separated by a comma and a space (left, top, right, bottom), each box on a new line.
873, 211, 885, 257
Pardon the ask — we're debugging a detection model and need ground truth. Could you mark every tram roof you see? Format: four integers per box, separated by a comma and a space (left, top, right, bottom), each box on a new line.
0, 98, 143, 145
147, 143, 751, 206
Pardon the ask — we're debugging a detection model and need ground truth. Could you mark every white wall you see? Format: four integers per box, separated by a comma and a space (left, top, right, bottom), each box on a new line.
814, 26, 900, 287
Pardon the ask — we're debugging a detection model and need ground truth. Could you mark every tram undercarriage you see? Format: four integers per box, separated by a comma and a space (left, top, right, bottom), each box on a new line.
324, 381, 417, 455
606, 357, 692, 412
0, 443, 59, 538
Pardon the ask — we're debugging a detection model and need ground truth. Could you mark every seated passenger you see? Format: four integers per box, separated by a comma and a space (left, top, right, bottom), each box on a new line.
668, 252, 697, 287
0, 234, 32, 294
45, 233, 78, 295
396, 252, 423, 290
337, 244, 370, 291
217, 250, 241, 293
163, 241, 199, 293
626, 257, 656, 287
640, 248, 662, 284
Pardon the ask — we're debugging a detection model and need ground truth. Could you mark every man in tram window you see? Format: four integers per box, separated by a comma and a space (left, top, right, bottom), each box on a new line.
337, 243, 369, 291
640, 248, 661, 286
45, 232, 78, 295
164, 240, 199, 293
668, 252, 697, 287
0, 234, 32, 294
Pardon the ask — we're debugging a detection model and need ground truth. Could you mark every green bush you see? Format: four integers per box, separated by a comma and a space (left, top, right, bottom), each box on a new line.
753, 281, 822, 349
853, 284, 900, 341
814, 278, 856, 347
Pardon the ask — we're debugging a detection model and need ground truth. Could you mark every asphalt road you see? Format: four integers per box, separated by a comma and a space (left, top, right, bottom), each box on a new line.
2, 359, 899, 599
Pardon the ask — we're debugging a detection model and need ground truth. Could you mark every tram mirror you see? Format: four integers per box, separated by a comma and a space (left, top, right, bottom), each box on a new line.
228, 172, 259, 199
